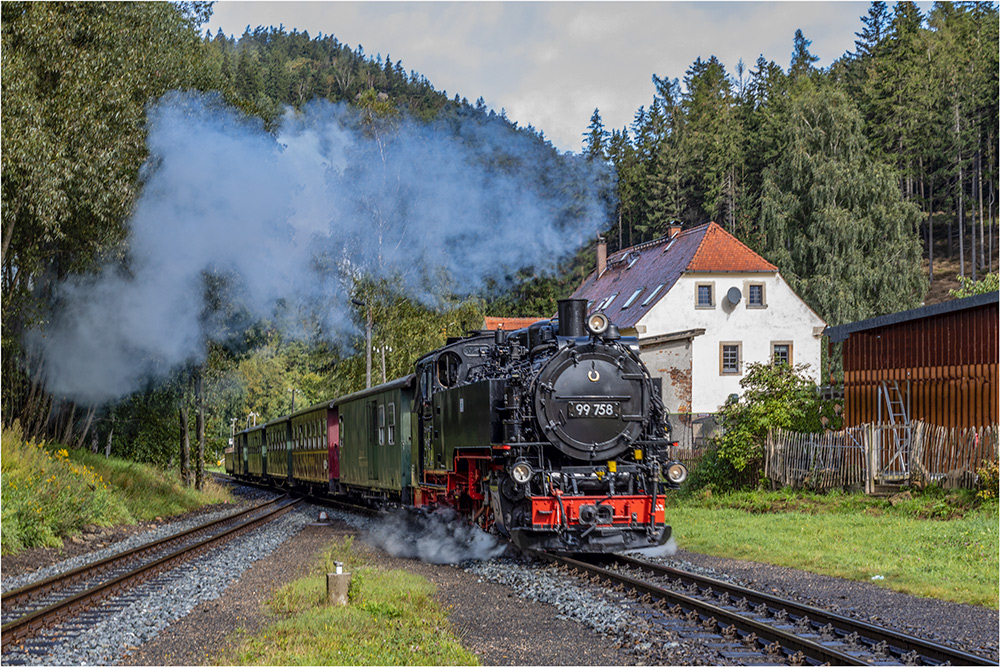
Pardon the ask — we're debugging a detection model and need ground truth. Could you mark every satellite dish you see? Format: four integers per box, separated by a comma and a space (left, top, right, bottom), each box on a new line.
727, 287, 742, 305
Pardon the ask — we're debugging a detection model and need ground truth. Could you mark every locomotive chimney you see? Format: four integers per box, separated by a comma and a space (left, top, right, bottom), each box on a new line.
557, 299, 587, 338
597, 235, 607, 276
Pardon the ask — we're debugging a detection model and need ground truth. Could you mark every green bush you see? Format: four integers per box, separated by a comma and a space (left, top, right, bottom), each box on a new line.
682, 444, 740, 495
694, 362, 841, 492
976, 459, 999, 500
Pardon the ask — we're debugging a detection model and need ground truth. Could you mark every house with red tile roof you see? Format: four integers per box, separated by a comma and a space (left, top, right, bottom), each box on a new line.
571, 222, 826, 417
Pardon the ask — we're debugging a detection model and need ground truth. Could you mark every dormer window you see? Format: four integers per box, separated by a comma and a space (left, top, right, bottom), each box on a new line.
598, 292, 619, 310
641, 284, 664, 307
621, 288, 644, 309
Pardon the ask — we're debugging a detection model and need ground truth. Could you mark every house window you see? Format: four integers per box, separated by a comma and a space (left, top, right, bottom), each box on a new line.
696, 283, 715, 308
641, 284, 664, 307
772, 342, 792, 365
748, 283, 766, 308
720, 342, 742, 375
601, 292, 619, 310
621, 288, 644, 309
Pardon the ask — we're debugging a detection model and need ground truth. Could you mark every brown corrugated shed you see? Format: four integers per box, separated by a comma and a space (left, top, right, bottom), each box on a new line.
825, 291, 999, 428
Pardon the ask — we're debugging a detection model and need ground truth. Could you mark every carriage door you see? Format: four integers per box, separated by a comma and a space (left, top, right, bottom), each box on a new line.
417, 361, 435, 477
368, 400, 380, 481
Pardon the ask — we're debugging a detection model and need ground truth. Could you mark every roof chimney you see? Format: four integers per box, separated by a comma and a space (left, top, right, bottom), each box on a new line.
597, 236, 607, 276
668, 223, 682, 239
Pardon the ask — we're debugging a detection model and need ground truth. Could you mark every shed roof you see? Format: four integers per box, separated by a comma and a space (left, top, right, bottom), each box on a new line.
571, 222, 777, 328
482, 316, 547, 331
824, 291, 999, 343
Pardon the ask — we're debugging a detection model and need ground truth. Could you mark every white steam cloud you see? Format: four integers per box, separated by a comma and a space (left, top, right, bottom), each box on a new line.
622, 534, 678, 558
366, 507, 507, 564
31, 91, 612, 404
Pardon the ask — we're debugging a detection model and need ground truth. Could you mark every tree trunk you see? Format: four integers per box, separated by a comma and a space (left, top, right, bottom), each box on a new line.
75, 406, 96, 450
195, 371, 205, 491
179, 405, 190, 487
927, 179, 934, 284
977, 147, 985, 275
971, 166, 977, 282
105, 423, 114, 458
61, 402, 76, 447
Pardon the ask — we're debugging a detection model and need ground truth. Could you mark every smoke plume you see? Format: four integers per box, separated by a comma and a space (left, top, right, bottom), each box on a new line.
366, 507, 507, 564
31, 91, 612, 404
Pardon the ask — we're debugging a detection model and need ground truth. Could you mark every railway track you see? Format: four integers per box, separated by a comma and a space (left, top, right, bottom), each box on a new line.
213, 471, 384, 519
533, 551, 997, 666
1, 495, 301, 657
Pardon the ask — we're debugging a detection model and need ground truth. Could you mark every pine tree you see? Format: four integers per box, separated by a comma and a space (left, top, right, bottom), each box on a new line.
583, 108, 608, 161
789, 29, 820, 78
757, 80, 925, 325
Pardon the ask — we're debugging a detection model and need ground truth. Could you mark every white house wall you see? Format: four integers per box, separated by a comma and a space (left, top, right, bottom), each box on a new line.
637, 273, 825, 413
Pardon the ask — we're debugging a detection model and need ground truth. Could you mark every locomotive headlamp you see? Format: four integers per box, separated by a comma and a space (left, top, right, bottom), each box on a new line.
511, 461, 533, 484
586, 312, 610, 336
666, 463, 688, 484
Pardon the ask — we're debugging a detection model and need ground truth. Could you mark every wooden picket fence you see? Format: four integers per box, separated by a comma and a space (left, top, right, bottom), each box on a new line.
765, 421, 999, 493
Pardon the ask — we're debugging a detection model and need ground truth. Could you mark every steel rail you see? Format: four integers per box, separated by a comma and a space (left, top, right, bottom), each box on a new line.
2, 495, 285, 615
608, 554, 997, 667
1, 497, 301, 650
535, 550, 872, 666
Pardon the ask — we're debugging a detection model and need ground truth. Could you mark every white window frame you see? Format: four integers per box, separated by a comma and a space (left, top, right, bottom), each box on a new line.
720, 342, 742, 375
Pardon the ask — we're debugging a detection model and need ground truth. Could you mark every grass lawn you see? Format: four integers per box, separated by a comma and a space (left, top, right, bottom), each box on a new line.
664, 489, 999, 608
219, 537, 478, 666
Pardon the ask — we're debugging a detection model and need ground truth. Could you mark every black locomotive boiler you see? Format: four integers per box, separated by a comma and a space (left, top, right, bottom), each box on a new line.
226, 298, 687, 554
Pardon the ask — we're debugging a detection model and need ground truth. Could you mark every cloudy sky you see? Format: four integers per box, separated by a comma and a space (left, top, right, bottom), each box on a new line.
208, 2, 906, 153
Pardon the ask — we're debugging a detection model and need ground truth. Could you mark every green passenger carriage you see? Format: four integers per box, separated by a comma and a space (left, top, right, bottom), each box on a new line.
336, 375, 414, 502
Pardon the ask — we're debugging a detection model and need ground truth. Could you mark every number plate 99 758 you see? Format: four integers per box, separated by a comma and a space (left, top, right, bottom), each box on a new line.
568, 401, 620, 419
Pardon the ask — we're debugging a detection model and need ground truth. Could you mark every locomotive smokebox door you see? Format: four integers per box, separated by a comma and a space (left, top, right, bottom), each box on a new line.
534, 341, 648, 460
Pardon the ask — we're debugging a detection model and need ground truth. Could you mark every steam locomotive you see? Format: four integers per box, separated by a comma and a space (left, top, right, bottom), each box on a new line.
225, 299, 687, 553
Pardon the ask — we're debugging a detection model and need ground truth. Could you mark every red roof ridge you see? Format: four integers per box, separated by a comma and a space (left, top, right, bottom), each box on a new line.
686, 222, 777, 273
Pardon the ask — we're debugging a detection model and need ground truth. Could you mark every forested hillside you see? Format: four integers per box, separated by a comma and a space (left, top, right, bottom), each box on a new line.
2, 1, 996, 470
584, 2, 997, 326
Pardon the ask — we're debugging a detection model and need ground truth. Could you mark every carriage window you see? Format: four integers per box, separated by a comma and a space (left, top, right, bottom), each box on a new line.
387, 403, 396, 445
378, 404, 385, 446
436, 351, 462, 388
